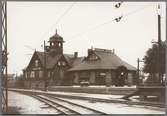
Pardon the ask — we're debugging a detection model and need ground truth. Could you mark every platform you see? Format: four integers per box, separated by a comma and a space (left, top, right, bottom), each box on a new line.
122, 86, 165, 102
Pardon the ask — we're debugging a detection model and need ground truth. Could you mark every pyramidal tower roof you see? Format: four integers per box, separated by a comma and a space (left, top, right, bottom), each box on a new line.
49, 29, 64, 43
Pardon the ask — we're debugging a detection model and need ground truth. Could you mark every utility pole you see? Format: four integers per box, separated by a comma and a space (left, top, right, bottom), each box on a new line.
44, 40, 47, 91
0, 2, 2, 114
152, 5, 162, 85
137, 58, 144, 86
0, 1, 8, 113
137, 58, 140, 86
157, 4, 162, 85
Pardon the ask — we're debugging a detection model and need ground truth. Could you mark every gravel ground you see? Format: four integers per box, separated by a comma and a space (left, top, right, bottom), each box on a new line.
8, 91, 59, 114
7, 90, 165, 114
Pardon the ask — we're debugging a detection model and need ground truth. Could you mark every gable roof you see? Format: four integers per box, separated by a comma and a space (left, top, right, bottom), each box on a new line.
64, 54, 84, 67
26, 51, 63, 70
35, 51, 62, 69
68, 48, 136, 71
71, 57, 84, 67
49, 32, 64, 43
64, 54, 74, 65
26, 51, 82, 70
26, 51, 83, 69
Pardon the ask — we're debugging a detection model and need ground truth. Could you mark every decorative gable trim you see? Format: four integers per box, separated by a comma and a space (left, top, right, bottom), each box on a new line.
26, 51, 43, 71
85, 50, 100, 61
53, 55, 70, 69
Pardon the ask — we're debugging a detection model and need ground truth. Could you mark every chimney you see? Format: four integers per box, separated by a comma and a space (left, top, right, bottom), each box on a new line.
91, 46, 93, 50
74, 52, 78, 58
88, 49, 93, 56
112, 49, 115, 54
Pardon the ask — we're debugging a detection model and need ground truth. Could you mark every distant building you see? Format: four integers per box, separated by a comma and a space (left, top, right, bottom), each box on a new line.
7, 74, 16, 87
23, 31, 137, 88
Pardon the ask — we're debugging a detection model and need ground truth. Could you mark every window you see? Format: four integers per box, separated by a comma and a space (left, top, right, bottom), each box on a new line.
30, 71, 35, 78
58, 61, 66, 66
58, 61, 61, 66
95, 71, 106, 85
39, 71, 43, 78
48, 71, 50, 77
62, 61, 66, 66
35, 71, 39, 78
25, 72, 27, 79
58, 43, 61, 47
35, 60, 39, 67
96, 72, 106, 77
100, 72, 106, 76
89, 54, 98, 61
80, 72, 90, 78
27, 72, 30, 78
51, 42, 54, 46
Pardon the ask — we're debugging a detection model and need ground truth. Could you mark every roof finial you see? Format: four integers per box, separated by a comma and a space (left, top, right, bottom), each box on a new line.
157, 4, 161, 15
56, 29, 57, 34
158, 4, 160, 9
91, 46, 93, 50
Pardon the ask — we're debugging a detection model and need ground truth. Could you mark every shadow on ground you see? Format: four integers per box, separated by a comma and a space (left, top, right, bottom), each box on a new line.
3, 106, 20, 115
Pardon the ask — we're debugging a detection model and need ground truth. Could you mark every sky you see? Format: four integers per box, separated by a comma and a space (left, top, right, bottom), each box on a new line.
7, 2, 166, 75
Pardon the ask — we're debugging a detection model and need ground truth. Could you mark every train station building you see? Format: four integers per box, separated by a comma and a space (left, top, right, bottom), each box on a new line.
23, 31, 137, 88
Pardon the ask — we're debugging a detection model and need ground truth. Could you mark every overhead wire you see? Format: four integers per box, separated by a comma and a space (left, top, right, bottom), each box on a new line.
38, 2, 76, 48
24, 45, 36, 51
123, 3, 154, 17
66, 3, 154, 42
55, 2, 76, 27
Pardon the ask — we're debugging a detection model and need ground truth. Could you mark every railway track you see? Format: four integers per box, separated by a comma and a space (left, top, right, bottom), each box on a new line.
31, 94, 107, 115
9, 89, 164, 109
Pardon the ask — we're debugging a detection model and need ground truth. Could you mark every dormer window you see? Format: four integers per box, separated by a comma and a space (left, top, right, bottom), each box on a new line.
89, 53, 98, 61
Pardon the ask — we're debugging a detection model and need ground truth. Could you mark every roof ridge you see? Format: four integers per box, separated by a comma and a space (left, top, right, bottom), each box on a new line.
64, 53, 74, 55
36, 51, 44, 53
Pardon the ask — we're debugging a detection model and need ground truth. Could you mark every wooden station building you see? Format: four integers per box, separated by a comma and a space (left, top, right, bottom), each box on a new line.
23, 31, 137, 88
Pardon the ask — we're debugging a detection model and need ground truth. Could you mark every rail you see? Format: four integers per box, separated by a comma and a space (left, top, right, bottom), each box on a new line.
31, 94, 107, 115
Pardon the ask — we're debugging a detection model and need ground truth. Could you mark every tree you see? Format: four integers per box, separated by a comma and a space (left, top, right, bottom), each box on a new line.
143, 41, 165, 84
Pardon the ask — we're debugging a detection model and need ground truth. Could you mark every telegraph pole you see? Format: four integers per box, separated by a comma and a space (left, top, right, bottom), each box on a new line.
137, 58, 140, 85
0, 1, 8, 113
137, 58, 144, 86
157, 4, 162, 85
0, 2, 2, 114
44, 40, 47, 91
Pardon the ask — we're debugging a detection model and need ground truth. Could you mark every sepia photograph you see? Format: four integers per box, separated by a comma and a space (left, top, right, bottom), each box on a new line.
0, 1, 166, 115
